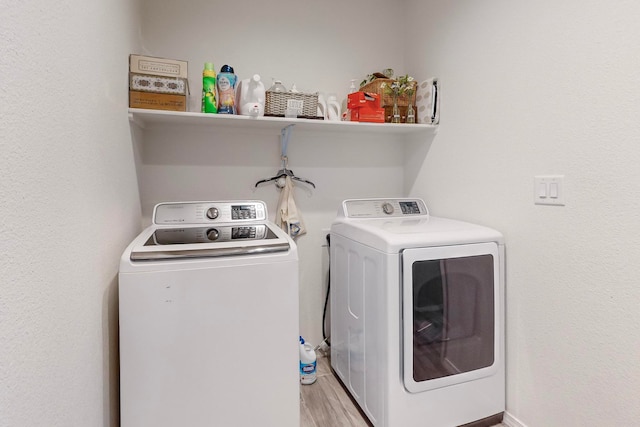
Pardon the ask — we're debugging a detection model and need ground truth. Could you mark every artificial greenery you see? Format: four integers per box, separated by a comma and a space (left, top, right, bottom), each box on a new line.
360, 69, 416, 97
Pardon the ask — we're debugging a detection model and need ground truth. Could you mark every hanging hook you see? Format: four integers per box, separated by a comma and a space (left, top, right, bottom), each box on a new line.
254, 124, 316, 189
281, 124, 295, 160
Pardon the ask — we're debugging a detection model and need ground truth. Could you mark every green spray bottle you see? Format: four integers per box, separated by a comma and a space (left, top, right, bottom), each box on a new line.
202, 62, 217, 113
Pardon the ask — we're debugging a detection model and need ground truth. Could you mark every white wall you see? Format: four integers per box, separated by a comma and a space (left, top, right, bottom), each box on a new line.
0, 1, 142, 426
405, 1, 640, 426
137, 0, 410, 346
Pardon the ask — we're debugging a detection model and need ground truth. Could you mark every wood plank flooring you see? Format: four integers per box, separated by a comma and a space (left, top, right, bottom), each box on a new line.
300, 354, 507, 427
300, 354, 372, 427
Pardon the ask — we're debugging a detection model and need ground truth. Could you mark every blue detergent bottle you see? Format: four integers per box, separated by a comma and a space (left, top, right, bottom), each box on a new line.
217, 64, 237, 114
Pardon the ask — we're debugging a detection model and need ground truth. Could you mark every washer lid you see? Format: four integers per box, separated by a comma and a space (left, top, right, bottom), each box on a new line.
128, 222, 291, 261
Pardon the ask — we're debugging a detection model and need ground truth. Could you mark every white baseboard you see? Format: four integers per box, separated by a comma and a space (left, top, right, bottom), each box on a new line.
503, 412, 526, 427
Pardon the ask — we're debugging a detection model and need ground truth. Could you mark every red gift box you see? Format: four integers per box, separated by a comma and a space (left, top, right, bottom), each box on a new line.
350, 107, 385, 123
347, 92, 381, 110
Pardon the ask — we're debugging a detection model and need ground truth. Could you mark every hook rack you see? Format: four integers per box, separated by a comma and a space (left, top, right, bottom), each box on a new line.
254, 124, 316, 189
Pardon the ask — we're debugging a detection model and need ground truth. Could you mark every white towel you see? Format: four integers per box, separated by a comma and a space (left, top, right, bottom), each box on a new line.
276, 176, 306, 239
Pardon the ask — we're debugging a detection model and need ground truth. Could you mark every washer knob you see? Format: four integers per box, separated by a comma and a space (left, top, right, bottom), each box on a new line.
206, 228, 220, 241
382, 202, 394, 215
206, 207, 219, 220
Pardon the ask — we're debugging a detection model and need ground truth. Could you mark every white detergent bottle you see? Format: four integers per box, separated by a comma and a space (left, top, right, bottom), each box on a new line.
299, 336, 317, 385
317, 92, 327, 119
326, 94, 341, 121
236, 74, 266, 116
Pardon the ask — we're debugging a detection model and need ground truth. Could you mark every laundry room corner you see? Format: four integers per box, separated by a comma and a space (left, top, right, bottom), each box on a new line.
403, 130, 438, 196
131, 114, 408, 347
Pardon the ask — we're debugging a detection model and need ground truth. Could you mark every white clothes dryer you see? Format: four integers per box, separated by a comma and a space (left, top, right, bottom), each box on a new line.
119, 200, 299, 427
330, 198, 505, 427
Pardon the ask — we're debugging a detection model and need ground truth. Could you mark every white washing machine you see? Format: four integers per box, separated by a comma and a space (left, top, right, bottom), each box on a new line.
330, 198, 505, 427
119, 200, 299, 427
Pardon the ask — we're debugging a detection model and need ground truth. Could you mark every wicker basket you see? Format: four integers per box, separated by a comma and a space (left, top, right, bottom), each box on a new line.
359, 78, 417, 123
265, 91, 320, 119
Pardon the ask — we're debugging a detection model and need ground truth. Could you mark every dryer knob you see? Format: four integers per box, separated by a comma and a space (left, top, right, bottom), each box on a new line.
382, 202, 394, 215
206, 207, 219, 220
206, 228, 220, 241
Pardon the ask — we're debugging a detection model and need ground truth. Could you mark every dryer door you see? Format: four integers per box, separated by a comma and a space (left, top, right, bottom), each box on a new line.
402, 242, 500, 393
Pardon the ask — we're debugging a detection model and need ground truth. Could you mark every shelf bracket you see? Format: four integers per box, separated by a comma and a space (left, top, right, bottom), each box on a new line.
128, 112, 146, 129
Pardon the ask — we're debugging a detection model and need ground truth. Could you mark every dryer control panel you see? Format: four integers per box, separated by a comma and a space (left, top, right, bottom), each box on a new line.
341, 198, 429, 218
153, 200, 267, 225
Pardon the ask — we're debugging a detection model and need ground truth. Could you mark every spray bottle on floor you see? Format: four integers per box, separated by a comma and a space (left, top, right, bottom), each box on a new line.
299, 336, 317, 385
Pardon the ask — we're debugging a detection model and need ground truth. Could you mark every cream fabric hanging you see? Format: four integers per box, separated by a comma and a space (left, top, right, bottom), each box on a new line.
276, 175, 306, 239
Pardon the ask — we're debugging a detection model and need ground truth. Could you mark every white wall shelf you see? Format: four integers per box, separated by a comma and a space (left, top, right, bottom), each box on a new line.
128, 108, 436, 135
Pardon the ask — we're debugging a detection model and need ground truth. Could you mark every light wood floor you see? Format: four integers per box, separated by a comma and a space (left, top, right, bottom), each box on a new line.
300, 354, 372, 427
300, 355, 506, 427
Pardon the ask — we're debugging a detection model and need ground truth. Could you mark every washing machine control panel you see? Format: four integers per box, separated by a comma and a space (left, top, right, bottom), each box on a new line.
153, 201, 267, 225
143, 224, 279, 246
342, 198, 429, 218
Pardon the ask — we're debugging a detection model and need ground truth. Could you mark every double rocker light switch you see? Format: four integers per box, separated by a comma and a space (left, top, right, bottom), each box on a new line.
534, 175, 565, 206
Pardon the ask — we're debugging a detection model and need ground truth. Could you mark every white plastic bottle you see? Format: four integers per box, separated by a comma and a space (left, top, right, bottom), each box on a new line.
326, 94, 341, 121
236, 74, 266, 116
344, 79, 358, 121
299, 336, 317, 385
317, 92, 327, 119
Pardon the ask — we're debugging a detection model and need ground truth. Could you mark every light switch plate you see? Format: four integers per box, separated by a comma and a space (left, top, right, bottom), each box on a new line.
534, 175, 565, 206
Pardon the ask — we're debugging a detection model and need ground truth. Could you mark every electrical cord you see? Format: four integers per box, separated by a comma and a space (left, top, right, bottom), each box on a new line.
321, 233, 331, 348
